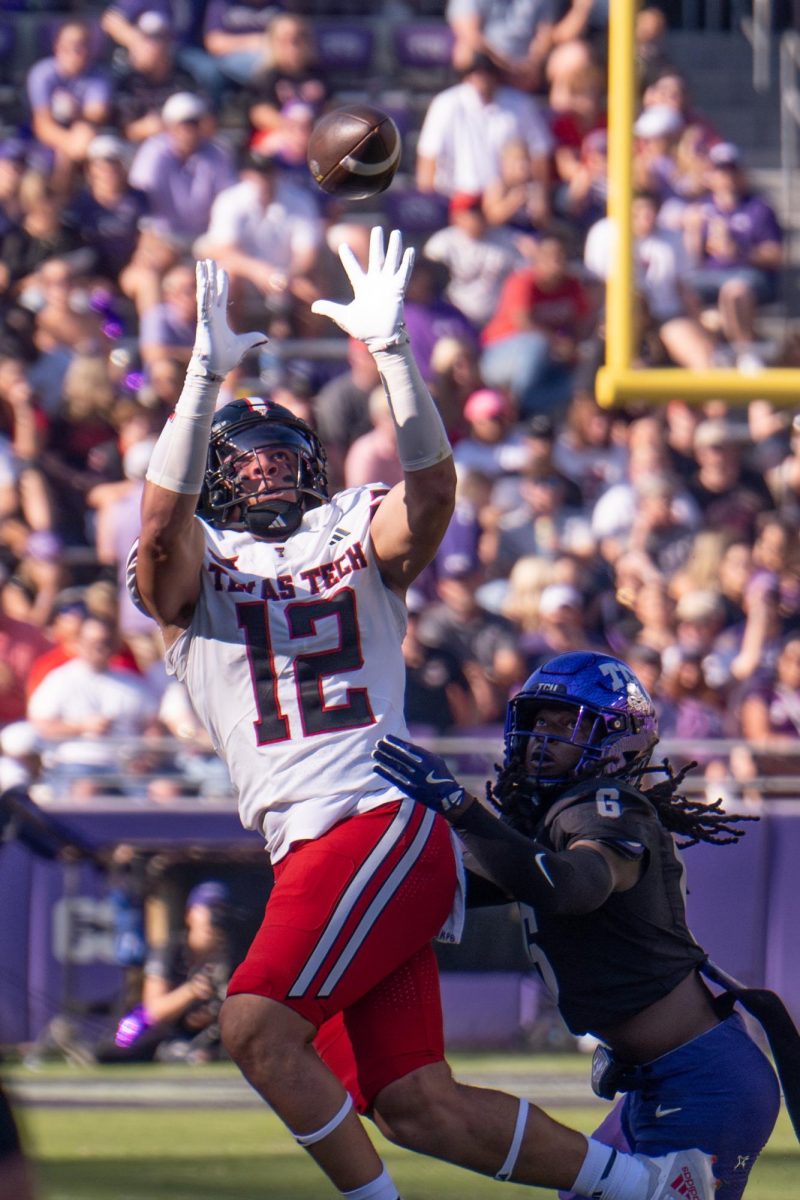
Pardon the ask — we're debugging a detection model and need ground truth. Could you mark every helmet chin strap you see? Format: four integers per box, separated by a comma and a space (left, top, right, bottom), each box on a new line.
245, 498, 304, 539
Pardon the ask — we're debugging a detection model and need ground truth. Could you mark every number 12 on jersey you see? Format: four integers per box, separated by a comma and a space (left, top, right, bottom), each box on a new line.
237, 590, 375, 744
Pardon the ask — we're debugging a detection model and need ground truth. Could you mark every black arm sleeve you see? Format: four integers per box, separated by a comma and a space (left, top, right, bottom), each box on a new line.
452, 802, 614, 916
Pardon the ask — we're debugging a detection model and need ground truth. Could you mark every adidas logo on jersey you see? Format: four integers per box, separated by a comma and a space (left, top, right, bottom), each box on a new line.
328, 526, 350, 545
668, 1167, 703, 1199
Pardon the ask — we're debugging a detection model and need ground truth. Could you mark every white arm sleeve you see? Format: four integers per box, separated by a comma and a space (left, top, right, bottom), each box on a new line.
144, 362, 221, 495
372, 339, 452, 472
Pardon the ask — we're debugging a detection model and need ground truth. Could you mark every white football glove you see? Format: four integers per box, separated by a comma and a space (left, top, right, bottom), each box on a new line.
311, 227, 414, 352
192, 259, 269, 378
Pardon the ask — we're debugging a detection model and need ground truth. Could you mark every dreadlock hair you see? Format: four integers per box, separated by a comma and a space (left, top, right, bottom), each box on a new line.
488, 757, 759, 848
631, 758, 759, 848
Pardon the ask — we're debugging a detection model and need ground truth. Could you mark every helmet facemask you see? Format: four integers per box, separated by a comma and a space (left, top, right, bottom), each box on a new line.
200, 403, 327, 539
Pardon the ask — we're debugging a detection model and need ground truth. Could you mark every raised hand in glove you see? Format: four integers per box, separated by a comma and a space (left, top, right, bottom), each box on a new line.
311, 227, 414, 352
192, 259, 269, 379
372, 734, 471, 818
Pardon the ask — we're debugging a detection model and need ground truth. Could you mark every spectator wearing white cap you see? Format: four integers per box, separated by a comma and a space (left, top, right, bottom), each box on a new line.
452, 388, 531, 479
64, 134, 146, 284
632, 103, 686, 213
128, 93, 236, 247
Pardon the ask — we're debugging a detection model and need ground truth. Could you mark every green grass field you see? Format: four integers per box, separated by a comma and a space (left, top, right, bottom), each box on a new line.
9, 1057, 798, 1200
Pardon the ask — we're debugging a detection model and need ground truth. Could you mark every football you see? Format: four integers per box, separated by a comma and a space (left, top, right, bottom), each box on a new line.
307, 104, 401, 200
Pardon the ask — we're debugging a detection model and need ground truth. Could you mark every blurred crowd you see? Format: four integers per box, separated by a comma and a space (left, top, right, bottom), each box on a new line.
0, 0, 799, 804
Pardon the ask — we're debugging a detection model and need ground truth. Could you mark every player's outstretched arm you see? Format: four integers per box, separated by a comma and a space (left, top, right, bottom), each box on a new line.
137, 261, 267, 632
312, 227, 455, 593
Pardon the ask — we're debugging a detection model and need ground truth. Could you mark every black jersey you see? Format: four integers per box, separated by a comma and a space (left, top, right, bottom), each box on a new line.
519, 779, 707, 1035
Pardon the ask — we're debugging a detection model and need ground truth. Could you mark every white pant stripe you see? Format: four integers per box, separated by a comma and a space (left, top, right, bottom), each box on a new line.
316, 808, 436, 998
287, 799, 416, 999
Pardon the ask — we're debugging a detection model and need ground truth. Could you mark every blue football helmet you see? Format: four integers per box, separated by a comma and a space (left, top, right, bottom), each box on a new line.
504, 651, 659, 790
198, 398, 327, 539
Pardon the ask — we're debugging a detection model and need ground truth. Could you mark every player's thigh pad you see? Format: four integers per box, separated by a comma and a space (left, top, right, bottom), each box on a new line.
228, 799, 457, 1029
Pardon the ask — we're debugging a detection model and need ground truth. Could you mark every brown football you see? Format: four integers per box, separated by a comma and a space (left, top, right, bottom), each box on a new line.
307, 104, 401, 199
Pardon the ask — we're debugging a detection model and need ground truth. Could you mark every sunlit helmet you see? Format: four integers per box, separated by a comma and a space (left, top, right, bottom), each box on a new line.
198, 398, 327, 539
504, 651, 659, 790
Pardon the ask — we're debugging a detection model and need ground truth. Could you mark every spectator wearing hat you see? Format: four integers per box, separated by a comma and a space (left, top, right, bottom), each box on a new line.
584, 190, 715, 370
64, 135, 147, 285
446, 0, 556, 93
491, 412, 581, 511
417, 547, 518, 724
453, 388, 530, 478
196, 146, 323, 335
95, 879, 234, 1064
128, 93, 236, 248
423, 196, 522, 329
26, 19, 112, 196
480, 230, 596, 417
688, 417, 775, 541
683, 143, 784, 369
502, 581, 605, 685
416, 52, 552, 197
101, 1, 219, 100
113, 11, 199, 144
632, 103, 686, 209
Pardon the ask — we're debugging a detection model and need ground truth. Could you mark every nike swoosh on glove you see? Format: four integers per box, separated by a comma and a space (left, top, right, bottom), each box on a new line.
372, 734, 468, 816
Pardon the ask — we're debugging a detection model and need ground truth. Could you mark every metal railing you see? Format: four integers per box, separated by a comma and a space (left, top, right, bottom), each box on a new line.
33, 734, 800, 811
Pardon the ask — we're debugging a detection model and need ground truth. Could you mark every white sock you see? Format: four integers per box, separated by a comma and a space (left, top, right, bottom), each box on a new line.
342, 1164, 401, 1200
571, 1137, 650, 1200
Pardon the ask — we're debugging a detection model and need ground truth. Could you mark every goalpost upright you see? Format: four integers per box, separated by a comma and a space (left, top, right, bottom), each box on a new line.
595, 0, 800, 408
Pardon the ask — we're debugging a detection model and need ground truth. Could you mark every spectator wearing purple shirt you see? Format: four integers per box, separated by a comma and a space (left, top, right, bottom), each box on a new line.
683, 142, 783, 368
203, 1, 285, 88
128, 93, 236, 249
402, 257, 478, 382
26, 19, 112, 196
64, 135, 148, 282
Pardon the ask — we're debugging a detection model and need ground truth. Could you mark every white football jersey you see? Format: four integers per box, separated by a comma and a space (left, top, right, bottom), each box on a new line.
156, 486, 410, 861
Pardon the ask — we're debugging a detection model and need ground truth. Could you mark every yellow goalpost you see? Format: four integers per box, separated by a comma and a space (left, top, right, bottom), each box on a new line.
595, 0, 800, 407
